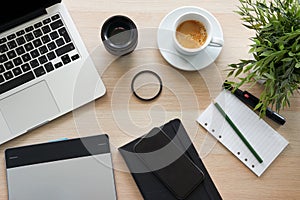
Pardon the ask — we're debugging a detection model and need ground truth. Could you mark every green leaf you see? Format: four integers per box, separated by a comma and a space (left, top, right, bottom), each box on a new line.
263, 73, 276, 80
254, 102, 263, 110
249, 47, 256, 53
282, 58, 294, 62
256, 47, 266, 52
260, 51, 273, 56
296, 44, 300, 52
244, 63, 255, 73
295, 63, 300, 68
235, 67, 244, 77
227, 70, 235, 77
289, 52, 295, 56
253, 38, 261, 45
279, 43, 285, 50
229, 63, 238, 68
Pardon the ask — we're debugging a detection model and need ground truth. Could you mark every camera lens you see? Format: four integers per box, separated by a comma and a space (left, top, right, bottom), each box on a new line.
101, 15, 138, 56
107, 22, 131, 46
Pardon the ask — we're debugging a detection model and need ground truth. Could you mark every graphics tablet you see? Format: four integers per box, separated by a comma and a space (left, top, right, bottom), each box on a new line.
5, 134, 117, 200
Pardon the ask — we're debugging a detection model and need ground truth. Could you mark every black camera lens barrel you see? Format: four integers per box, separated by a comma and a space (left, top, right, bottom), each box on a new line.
101, 15, 138, 56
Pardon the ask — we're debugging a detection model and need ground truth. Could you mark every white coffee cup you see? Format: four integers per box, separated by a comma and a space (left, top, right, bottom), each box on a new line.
173, 12, 224, 56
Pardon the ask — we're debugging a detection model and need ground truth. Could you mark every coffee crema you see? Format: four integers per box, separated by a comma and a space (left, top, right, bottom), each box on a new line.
175, 20, 207, 49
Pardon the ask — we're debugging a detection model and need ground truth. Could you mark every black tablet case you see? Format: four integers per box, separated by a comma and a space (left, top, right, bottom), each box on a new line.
118, 118, 222, 200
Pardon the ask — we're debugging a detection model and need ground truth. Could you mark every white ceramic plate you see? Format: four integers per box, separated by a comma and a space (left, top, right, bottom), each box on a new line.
157, 6, 224, 71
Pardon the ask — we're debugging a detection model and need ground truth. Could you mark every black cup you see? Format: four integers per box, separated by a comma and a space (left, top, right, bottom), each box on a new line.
101, 15, 138, 56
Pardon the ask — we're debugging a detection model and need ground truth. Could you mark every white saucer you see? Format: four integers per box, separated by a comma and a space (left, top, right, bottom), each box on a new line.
157, 6, 224, 71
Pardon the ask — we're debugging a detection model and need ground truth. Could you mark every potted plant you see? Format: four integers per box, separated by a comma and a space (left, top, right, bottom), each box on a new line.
227, 0, 300, 117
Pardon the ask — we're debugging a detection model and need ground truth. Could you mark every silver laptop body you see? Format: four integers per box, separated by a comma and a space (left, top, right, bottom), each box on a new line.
0, 0, 106, 145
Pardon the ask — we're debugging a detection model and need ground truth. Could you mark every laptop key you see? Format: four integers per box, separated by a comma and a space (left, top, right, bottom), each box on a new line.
30, 59, 39, 68
0, 71, 35, 95
54, 62, 63, 68
34, 66, 46, 77
56, 38, 65, 47
50, 31, 59, 40
12, 67, 22, 76
21, 63, 31, 72
43, 18, 51, 25
0, 74, 4, 83
16, 36, 26, 45
0, 38, 7, 44
16, 46, 25, 55
13, 57, 23, 66
39, 46, 48, 54
25, 33, 34, 41
55, 43, 75, 57
22, 53, 31, 62
38, 55, 48, 64
41, 35, 51, 44
71, 54, 80, 61
61, 54, 71, 64
25, 26, 34, 32
44, 62, 54, 72
33, 38, 42, 48
0, 54, 8, 63
55, 43, 75, 56
51, 14, 60, 21
42, 25, 51, 34
4, 61, 14, 70
0, 65, 5, 73
33, 29, 43, 38
34, 22, 43, 29
58, 27, 71, 43
50, 19, 64, 30
7, 34, 16, 40
47, 52, 56, 60
0, 44, 8, 53
47, 42, 57, 50
30, 49, 40, 58
7, 40, 17, 49
24, 43, 34, 51
16, 30, 25, 36
7, 50, 17, 59
4, 71, 13, 80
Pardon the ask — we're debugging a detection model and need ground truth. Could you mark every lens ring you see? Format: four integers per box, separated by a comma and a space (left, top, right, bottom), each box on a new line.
131, 70, 163, 101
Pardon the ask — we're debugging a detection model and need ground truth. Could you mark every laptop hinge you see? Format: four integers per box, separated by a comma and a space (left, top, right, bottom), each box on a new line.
0, 8, 47, 33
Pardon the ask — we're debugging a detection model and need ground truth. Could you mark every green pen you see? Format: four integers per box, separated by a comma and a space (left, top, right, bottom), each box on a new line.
214, 102, 263, 163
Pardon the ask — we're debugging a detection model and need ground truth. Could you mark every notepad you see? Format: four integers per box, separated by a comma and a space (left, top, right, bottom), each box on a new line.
197, 90, 289, 176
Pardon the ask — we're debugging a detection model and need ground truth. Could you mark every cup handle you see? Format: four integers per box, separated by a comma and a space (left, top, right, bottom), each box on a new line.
209, 37, 224, 47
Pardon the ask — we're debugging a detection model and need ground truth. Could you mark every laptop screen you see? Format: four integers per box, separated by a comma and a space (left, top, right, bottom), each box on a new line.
0, 0, 60, 32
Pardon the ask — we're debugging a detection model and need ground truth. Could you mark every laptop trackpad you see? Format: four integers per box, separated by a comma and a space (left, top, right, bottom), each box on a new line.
0, 81, 60, 134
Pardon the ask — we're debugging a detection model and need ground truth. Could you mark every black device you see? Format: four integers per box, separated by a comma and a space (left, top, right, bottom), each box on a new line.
223, 81, 286, 125
133, 127, 205, 199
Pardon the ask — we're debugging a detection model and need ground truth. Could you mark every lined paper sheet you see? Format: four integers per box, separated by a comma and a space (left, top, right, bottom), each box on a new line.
197, 90, 289, 176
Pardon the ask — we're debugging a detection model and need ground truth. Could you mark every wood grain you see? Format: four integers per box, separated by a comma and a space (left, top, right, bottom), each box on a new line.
0, 0, 299, 199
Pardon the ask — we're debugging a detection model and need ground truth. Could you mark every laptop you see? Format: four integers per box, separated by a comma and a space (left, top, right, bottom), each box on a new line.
5, 134, 117, 200
0, 0, 106, 145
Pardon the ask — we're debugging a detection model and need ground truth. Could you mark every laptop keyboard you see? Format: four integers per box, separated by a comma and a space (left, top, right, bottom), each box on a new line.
0, 14, 80, 95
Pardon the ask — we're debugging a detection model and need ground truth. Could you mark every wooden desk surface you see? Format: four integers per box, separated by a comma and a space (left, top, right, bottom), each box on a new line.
1, 0, 299, 199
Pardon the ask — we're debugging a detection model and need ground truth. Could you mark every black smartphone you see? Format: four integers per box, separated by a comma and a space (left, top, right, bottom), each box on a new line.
133, 127, 205, 199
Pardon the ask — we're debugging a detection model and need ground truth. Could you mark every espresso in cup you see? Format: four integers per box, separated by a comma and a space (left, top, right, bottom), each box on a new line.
173, 12, 223, 56
176, 20, 208, 49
